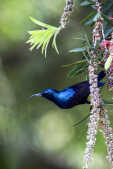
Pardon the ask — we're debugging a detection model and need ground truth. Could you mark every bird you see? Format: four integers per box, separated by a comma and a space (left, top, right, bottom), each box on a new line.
30, 71, 105, 109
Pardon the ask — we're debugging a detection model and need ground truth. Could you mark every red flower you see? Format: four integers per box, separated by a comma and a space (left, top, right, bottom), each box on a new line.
100, 40, 113, 49
100, 40, 111, 48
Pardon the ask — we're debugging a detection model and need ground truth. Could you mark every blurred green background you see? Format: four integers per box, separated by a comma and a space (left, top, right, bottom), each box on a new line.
0, 0, 113, 169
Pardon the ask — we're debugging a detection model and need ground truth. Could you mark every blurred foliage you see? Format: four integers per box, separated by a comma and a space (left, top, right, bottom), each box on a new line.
0, 0, 113, 169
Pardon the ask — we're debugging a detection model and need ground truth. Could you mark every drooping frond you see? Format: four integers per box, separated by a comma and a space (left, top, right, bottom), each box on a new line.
27, 17, 61, 57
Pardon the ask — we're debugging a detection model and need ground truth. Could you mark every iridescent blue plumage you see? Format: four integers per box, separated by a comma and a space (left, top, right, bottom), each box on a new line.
30, 71, 105, 109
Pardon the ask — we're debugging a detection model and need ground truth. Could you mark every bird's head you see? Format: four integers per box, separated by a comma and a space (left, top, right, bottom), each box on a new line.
30, 88, 57, 101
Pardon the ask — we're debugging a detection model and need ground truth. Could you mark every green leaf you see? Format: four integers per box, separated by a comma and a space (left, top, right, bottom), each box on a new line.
80, 1, 91, 6
93, 13, 100, 22
105, 55, 113, 70
73, 114, 90, 127
27, 17, 61, 57
80, 11, 96, 24
85, 13, 100, 25
42, 30, 54, 55
62, 60, 86, 67
67, 60, 88, 78
27, 31, 46, 44
68, 65, 87, 78
28, 30, 43, 36
36, 31, 50, 50
29, 31, 49, 50
52, 27, 61, 54
69, 47, 86, 53
30, 17, 57, 29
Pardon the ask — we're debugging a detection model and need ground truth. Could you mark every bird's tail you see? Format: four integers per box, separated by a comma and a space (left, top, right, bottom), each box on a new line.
98, 71, 105, 81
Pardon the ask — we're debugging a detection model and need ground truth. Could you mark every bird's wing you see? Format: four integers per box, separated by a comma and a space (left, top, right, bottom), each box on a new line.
70, 80, 90, 102
69, 80, 89, 90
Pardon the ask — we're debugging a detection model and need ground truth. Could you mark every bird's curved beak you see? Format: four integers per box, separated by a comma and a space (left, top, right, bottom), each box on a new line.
29, 93, 42, 98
